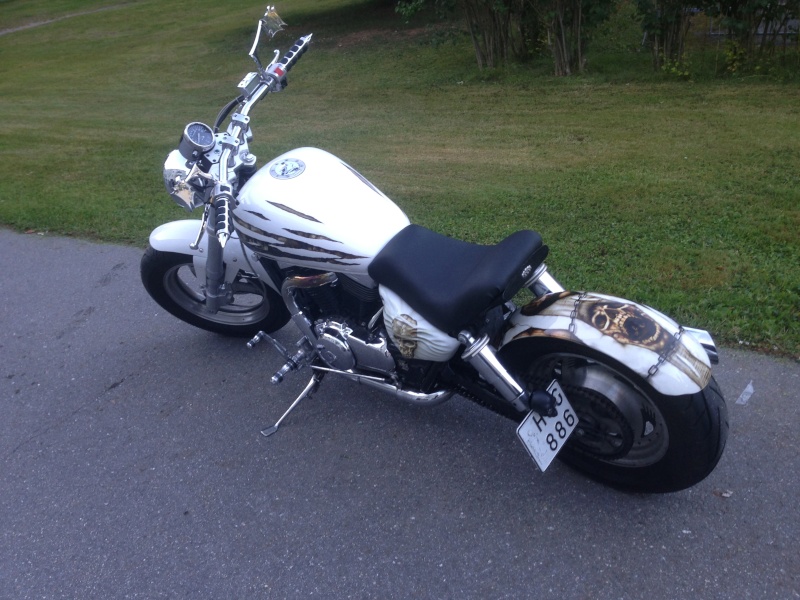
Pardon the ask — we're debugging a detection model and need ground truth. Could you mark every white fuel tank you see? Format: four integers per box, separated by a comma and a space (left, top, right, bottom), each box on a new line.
234, 147, 410, 282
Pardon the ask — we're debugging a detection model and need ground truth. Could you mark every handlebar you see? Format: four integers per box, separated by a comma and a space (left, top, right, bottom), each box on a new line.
167, 22, 314, 217
172, 9, 312, 314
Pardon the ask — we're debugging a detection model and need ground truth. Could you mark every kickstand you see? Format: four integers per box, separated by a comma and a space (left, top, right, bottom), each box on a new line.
261, 371, 324, 437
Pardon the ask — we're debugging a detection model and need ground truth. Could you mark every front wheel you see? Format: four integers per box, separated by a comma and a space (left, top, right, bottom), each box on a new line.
140, 246, 290, 337
503, 340, 728, 493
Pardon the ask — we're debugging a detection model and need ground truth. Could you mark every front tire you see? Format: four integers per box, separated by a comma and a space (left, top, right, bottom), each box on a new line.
502, 340, 728, 493
140, 246, 290, 337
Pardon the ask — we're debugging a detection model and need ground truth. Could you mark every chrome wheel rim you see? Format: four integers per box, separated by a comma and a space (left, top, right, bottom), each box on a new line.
162, 262, 271, 327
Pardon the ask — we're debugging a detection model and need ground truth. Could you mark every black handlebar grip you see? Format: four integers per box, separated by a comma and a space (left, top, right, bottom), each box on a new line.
279, 34, 312, 72
214, 195, 232, 236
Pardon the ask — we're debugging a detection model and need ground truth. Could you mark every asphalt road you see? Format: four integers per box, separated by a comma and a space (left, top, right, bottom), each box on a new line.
1, 228, 798, 599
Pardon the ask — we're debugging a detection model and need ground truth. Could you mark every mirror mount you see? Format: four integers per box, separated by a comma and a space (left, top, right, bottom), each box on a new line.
249, 6, 286, 79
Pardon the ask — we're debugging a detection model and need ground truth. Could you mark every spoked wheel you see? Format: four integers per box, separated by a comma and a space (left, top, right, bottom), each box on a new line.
141, 246, 289, 337
506, 340, 728, 493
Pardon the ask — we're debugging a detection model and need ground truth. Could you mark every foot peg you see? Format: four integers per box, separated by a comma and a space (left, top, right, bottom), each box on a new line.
247, 330, 313, 384
270, 348, 311, 385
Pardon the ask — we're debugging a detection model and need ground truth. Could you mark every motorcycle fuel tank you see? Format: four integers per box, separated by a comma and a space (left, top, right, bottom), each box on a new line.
234, 147, 410, 282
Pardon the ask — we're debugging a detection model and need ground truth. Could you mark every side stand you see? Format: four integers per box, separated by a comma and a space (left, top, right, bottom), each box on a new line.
261, 371, 325, 437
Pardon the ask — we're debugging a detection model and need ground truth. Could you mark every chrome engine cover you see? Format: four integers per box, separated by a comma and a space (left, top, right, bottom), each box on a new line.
315, 321, 356, 370
314, 319, 395, 375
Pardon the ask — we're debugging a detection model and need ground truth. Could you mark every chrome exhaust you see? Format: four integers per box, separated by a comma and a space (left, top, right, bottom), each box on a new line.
281, 271, 337, 343
311, 366, 454, 406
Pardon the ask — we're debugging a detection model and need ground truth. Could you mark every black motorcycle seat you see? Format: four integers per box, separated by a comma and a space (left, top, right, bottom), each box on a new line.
368, 224, 548, 336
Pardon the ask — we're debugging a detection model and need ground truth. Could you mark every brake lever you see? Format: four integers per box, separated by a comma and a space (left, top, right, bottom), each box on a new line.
189, 205, 210, 250
182, 165, 217, 250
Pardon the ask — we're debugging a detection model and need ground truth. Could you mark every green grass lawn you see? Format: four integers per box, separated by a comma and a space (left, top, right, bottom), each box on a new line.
0, 0, 798, 357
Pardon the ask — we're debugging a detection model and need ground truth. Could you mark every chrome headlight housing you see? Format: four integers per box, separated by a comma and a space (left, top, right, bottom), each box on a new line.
163, 150, 209, 211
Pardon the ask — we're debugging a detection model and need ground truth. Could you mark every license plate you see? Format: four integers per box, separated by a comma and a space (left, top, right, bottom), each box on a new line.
516, 379, 579, 472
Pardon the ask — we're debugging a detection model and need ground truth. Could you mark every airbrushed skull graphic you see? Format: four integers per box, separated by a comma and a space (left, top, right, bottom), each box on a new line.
515, 292, 711, 388
522, 294, 671, 352
391, 314, 419, 359
579, 300, 671, 351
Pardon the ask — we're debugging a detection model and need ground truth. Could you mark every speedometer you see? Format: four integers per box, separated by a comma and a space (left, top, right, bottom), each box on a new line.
179, 122, 216, 158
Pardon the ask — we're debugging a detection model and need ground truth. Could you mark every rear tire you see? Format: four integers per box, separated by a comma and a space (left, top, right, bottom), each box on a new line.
501, 339, 728, 493
140, 246, 290, 337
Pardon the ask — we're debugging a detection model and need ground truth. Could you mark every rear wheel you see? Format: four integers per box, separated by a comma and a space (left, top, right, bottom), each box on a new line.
140, 246, 290, 337
503, 340, 728, 493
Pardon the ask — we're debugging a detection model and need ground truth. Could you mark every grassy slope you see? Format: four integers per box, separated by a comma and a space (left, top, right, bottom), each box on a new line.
0, 0, 798, 356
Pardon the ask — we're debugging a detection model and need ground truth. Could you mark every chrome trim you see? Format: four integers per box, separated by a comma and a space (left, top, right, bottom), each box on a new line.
281, 272, 337, 343
684, 327, 720, 365
346, 330, 395, 374
525, 263, 565, 297
367, 307, 384, 331
458, 331, 529, 412
522, 263, 548, 288
311, 366, 454, 406
359, 378, 454, 406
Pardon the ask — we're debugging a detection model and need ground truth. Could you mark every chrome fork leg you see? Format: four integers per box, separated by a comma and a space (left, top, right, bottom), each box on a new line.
261, 372, 325, 437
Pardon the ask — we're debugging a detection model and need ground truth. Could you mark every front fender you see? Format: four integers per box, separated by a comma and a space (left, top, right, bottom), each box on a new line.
149, 219, 208, 256
148, 220, 275, 291
499, 291, 712, 396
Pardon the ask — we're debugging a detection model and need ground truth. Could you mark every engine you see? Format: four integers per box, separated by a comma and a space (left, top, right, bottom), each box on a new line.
282, 271, 398, 376
281, 272, 450, 399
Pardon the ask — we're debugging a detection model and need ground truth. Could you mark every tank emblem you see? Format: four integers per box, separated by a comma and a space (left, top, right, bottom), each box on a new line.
269, 158, 306, 180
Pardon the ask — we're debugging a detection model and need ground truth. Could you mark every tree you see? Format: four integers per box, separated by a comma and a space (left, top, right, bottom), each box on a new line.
396, 0, 533, 69
636, 1, 697, 70
699, 0, 799, 75
462, 0, 525, 69
535, 0, 616, 75
396, 0, 615, 74
706, 0, 800, 64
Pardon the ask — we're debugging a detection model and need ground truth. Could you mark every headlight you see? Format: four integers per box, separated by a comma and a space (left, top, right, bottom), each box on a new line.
163, 150, 208, 211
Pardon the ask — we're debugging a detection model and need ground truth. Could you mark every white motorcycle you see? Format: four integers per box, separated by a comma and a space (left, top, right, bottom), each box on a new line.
141, 7, 728, 493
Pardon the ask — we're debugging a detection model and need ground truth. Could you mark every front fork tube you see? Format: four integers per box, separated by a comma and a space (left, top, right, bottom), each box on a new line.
204, 204, 227, 314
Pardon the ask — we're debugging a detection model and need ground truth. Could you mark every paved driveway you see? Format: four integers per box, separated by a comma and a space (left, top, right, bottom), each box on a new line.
1, 229, 798, 599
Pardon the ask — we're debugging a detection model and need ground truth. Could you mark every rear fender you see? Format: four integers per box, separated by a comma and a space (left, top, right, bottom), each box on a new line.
498, 291, 712, 396
148, 220, 279, 293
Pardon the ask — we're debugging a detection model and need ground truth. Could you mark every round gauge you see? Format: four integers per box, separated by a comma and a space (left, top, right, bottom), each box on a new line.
179, 122, 216, 158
